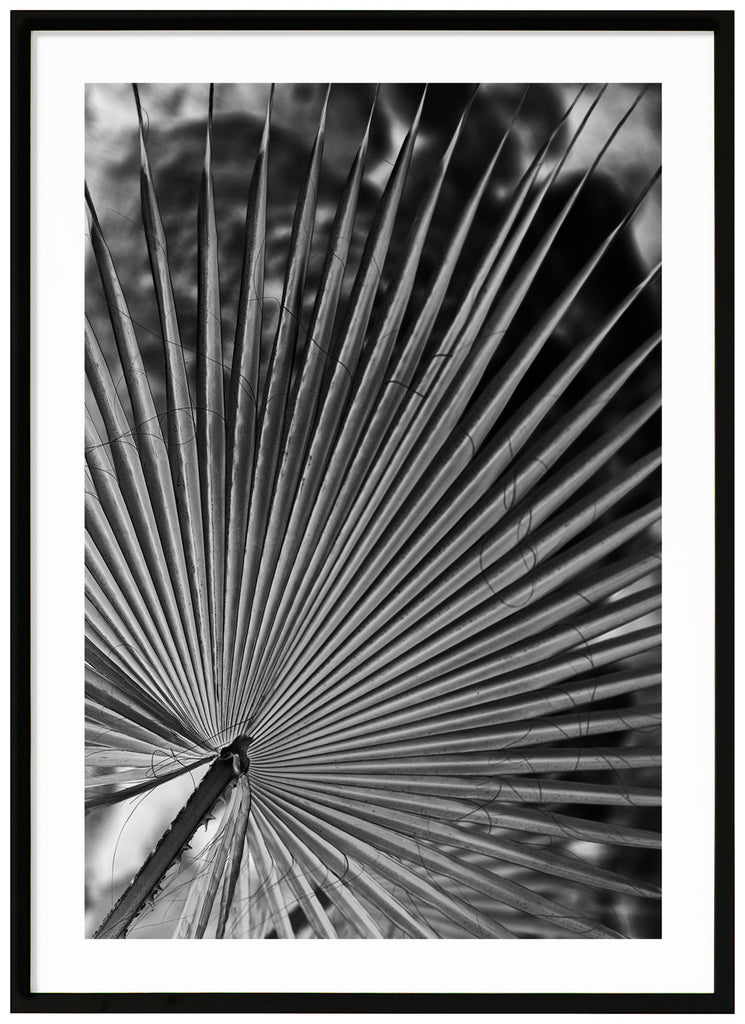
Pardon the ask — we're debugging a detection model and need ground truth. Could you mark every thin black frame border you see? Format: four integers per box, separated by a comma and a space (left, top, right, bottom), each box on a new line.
10, 9, 734, 1015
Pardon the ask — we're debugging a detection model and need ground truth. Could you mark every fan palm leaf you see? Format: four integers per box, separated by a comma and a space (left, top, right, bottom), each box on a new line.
85, 82, 661, 940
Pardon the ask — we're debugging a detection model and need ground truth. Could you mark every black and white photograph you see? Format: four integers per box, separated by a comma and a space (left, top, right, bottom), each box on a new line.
84, 80, 662, 941
13, 8, 735, 1010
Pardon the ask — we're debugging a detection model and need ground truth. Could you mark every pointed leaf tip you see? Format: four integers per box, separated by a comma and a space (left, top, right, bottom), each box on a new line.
408, 84, 428, 134
259, 85, 274, 154
358, 86, 380, 158
318, 84, 331, 132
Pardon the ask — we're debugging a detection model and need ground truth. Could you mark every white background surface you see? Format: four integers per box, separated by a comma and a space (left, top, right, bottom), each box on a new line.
3, 0, 738, 1016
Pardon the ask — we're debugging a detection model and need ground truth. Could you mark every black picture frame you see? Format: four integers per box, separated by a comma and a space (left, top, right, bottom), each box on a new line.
11, 8, 734, 1013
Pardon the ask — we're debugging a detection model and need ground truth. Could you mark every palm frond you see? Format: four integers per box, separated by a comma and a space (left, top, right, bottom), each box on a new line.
85, 82, 661, 939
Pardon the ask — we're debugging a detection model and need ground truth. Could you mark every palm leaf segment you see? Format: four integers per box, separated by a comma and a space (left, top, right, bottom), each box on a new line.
86, 83, 661, 939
